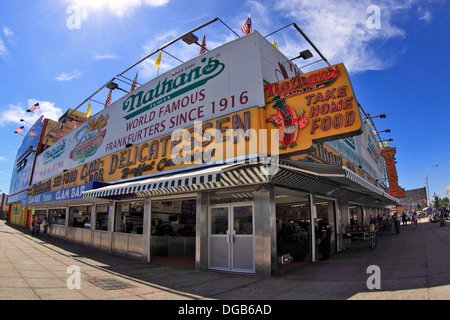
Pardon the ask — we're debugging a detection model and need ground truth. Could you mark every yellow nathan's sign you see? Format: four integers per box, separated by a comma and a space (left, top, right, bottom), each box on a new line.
264, 63, 363, 155
30, 62, 363, 195
48, 107, 268, 190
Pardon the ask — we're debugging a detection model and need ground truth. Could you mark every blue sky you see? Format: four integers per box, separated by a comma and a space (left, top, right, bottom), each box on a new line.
1, 0, 449, 201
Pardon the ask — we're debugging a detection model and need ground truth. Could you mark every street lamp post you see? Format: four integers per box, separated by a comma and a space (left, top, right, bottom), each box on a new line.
426, 164, 438, 208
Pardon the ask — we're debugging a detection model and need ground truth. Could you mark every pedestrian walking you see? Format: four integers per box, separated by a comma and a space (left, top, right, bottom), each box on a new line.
395, 212, 401, 234
413, 212, 419, 229
318, 217, 333, 260
42, 217, 49, 236
402, 212, 407, 226
389, 214, 396, 235
370, 215, 379, 247
31, 215, 35, 236
33, 218, 41, 236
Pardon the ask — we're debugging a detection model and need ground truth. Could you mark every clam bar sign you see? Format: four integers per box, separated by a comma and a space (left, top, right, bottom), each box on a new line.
21, 182, 106, 205
264, 63, 363, 155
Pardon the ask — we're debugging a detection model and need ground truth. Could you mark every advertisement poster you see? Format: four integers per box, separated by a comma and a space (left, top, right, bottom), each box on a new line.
264, 63, 363, 155
9, 117, 44, 200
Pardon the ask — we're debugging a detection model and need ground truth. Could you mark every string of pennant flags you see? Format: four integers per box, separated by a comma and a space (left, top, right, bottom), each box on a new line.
16, 14, 283, 136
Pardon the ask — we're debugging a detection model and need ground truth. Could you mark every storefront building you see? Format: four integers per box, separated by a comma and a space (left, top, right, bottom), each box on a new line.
14, 32, 398, 276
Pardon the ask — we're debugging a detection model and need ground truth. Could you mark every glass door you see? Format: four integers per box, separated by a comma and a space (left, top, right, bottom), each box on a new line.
209, 206, 230, 270
208, 203, 254, 273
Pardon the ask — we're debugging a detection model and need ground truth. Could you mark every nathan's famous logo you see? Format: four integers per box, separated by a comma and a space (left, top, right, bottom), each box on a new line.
70, 114, 109, 163
264, 65, 341, 101
267, 100, 308, 149
265, 65, 354, 150
122, 56, 225, 120
43, 139, 66, 164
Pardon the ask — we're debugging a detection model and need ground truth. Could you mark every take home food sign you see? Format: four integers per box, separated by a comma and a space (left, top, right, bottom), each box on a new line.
264, 63, 363, 155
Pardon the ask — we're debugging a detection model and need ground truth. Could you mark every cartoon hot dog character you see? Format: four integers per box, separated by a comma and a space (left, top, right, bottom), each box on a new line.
267, 99, 308, 149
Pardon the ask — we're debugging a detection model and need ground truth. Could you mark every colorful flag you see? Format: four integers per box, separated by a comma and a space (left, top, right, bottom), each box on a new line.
15, 126, 25, 134
199, 33, 207, 55
379, 141, 389, 148
86, 102, 91, 118
130, 71, 138, 92
105, 90, 112, 108
241, 14, 251, 34
272, 39, 279, 50
30, 102, 40, 112
155, 51, 162, 69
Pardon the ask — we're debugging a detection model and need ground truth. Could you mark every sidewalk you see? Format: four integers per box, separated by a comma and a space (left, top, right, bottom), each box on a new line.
1, 218, 449, 300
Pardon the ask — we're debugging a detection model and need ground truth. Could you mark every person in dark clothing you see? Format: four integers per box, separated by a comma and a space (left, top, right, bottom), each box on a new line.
402, 213, 407, 226
318, 217, 333, 260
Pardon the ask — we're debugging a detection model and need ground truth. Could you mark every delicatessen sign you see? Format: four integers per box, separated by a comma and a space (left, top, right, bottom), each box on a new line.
32, 107, 267, 193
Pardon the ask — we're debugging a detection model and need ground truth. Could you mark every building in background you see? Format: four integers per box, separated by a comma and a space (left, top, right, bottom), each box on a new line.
398, 187, 427, 212
6, 111, 87, 228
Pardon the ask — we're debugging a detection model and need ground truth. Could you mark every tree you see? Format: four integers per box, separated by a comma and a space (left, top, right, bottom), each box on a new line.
432, 193, 441, 209
440, 197, 449, 208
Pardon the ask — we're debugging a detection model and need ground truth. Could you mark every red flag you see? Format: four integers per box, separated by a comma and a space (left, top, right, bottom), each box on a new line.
241, 14, 251, 34
199, 34, 207, 55
105, 90, 112, 108
130, 71, 138, 92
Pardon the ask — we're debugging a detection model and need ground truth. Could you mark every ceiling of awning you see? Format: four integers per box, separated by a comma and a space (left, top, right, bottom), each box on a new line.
277, 160, 398, 205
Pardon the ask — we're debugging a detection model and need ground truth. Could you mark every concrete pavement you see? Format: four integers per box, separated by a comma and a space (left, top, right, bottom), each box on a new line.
0, 218, 449, 301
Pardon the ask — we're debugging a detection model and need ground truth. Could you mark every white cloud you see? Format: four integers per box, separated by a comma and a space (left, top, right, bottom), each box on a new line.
274, 0, 419, 73
0, 37, 7, 58
3, 26, 15, 44
92, 53, 120, 60
418, 7, 432, 22
67, 0, 170, 17
56, 70, 81, 81
0, 99, 64, 127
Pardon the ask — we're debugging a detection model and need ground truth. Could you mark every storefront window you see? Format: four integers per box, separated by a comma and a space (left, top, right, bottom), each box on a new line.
68, 206, 92, 229
275, 191, 311, 263
95, 204, 109, 231
115, 200, 144, 234
34, 209, 47, 222
349, 205, 363, 226
316, 198, 336, 257
48, 208, 66, 225
151, 200, 196, 237
150, 199, 196, 268
316, 199, 335, 230
233, 205, 253, 235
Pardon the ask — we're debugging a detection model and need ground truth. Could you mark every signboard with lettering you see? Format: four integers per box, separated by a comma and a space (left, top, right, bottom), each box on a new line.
21, 182, 107, 206
264, 63, 363, 155
380, 147, 405, 197
9, 117, 45, 197
29, 107, 267, 192
31, 32, 298, 186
